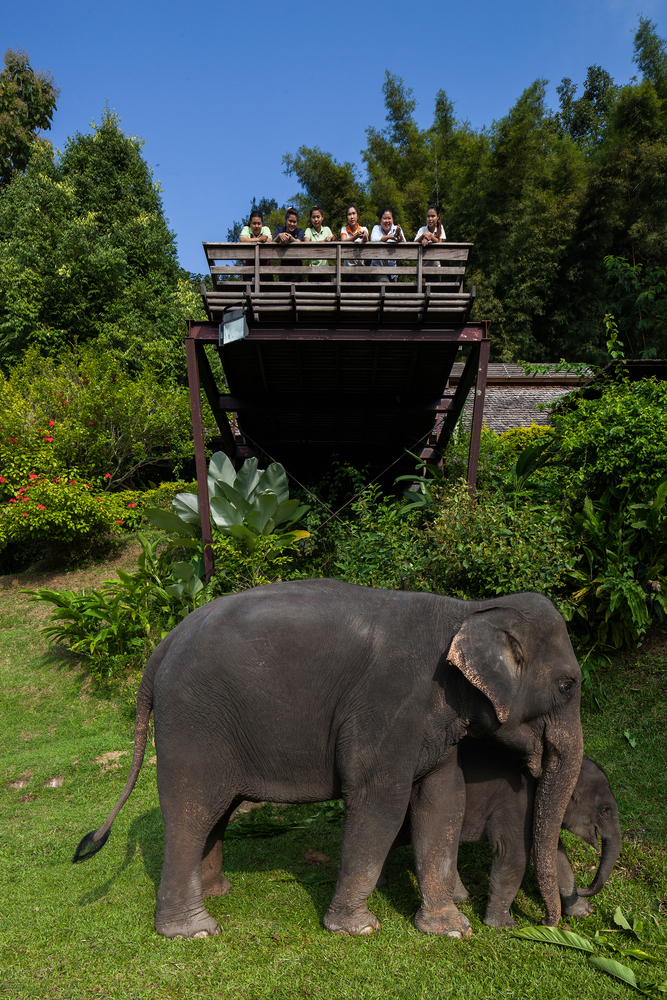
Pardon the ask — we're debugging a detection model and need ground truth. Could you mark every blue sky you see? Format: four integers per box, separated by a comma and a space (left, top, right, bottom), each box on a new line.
4, 0, 666, 273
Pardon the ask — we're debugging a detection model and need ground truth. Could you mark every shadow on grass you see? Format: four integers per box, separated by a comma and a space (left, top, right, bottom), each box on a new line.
78, 807, 164, 906
76, 805, 550, 928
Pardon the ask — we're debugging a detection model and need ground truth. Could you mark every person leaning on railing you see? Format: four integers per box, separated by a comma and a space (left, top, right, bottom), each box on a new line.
414, 204, 446, 284
239, 209, 272, 282
273, 207, 304, 285
304, 206, 334, 283
341, 205, 369, 283
370, 208, 406, 283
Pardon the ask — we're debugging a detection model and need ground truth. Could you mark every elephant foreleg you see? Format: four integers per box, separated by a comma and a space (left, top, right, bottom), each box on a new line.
410, 761, 472, 939
323, 784, 412, 936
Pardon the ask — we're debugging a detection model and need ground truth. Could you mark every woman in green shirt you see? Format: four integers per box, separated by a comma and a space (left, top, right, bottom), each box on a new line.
304, 206, 334, 282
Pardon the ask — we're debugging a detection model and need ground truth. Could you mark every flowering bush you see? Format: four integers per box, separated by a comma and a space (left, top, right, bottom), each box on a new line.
0, 478, 134, 560
0, 345, 200, 492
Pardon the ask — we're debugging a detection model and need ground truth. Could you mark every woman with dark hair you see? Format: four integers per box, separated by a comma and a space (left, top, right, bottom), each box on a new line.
273, 207, 304, 284
370, 208, 405, 283
239, 209, 272, 284
304, 206, 334, 282
341, 205, 369, 282
239, 209, 271, 243
413, 205, 446, 284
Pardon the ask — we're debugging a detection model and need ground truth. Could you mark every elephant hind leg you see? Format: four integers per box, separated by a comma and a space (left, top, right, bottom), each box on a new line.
156, 786, 239, 939
201, 799, 242, 898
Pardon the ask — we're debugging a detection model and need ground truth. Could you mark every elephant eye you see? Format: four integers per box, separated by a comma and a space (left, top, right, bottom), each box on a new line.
602, 806, 611, 816
559, 679, 575, 696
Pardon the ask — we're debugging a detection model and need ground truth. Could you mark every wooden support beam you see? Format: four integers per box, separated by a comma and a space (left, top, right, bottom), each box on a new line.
432, 339, 486, 458
185, 335, 215, 582
195, 342, 236, 458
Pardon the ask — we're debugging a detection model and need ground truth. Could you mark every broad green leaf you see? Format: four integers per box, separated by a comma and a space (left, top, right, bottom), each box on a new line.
513, 926, 594, 952
273, 498, 300, 525
170, 562, 196, 582
588, 956, 640, 990
215, 482, 253, 517
257, 462, 290, 502
615, 907, 633, 932
172, 493, 201, 525
234, 457, 260, 500
208, 450, 236, 488
145, 506, 195, 535
210, 495, 243, 528
228, 523, 259, 549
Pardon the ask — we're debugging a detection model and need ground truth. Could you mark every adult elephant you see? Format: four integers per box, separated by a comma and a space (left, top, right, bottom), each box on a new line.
74, 580, 583, 940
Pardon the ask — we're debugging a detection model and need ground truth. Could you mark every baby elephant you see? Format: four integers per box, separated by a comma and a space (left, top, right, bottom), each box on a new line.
383, 738, 621, 928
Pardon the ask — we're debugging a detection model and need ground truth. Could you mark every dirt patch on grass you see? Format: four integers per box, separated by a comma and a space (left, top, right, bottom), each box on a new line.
8, 771, 33, 789
93, 750, 128, 773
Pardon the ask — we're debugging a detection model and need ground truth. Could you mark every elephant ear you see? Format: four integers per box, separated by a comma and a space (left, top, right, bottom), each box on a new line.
447, 609, 525, 724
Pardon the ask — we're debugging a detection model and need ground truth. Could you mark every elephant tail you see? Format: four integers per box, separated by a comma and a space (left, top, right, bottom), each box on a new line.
72, 644, 162, 863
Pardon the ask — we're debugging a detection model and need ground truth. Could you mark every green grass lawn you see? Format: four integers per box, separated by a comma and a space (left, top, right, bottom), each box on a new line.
1, 561, 666, 999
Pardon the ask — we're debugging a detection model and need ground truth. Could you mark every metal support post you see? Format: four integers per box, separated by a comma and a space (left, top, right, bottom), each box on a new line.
185, 333, 215, 582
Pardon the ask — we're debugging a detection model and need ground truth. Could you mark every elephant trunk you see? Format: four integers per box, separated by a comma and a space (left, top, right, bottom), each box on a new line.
532, 716, 584, 926
577, 829, 622, 898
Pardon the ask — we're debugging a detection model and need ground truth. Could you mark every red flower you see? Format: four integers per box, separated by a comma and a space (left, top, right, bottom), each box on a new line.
44, 437, 54, 442
37, 504, 45, 511
104, 473, 112, 479
88, 421, 95, 426
10, 437, 17, 444
128, 503, 137, 508
22, 497, 28, 503
23, 512, 29, 517
29, 474, 38, 480
0, 477, 5, 483
115, 519, 124, 524
48, 420, 55, 427
9, 498, 15, 503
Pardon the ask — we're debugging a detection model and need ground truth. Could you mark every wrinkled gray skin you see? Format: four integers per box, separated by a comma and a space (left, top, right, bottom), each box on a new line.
73, 580, 583, 940
379, 738, 621, 928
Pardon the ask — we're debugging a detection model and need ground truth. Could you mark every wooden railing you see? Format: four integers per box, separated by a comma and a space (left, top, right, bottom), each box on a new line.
203, 241, 472, 292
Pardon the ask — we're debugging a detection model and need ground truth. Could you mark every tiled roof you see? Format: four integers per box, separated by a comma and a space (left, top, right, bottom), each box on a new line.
461, 386, 572, 433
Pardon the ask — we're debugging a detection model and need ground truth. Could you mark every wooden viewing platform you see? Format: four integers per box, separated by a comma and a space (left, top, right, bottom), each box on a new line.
186, 241, 489, 578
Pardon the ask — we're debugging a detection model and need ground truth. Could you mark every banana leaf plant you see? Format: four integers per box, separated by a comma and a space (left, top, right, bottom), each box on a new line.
146, 452, 310, 553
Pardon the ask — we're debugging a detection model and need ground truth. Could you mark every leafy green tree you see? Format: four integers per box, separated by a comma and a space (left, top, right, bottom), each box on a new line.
283, 146, 367, 232
0, 109, 203, 377
363, 72, 430, 233
0, 48, 58, 187
556, 66, 617, 147
633, 15, 667, 98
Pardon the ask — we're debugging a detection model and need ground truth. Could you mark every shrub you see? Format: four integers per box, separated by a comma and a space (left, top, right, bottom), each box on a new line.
568, 480, 667, 650
332, 486, 429, 591
420, 483, 577, 605
551, 377, 667, 504
23, 533, 202, 675
0, 345, 198, 491
0, 477, 133, 560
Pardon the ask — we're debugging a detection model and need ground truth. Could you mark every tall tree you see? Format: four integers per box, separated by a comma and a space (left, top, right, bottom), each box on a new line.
283, 146, 367, 232
633, 15, 667, 98
0, 48, 58, 187
0, 109, 200, 378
